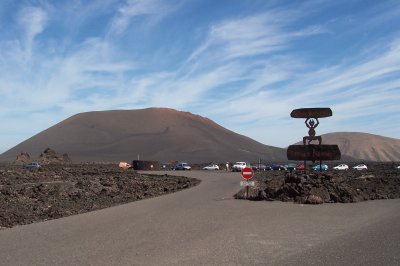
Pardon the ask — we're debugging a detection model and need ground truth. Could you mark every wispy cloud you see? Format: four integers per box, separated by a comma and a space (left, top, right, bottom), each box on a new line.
108, 0, 179, 35
177, 9, 400, 146
188, 13, 290, 63
0, 1, 399, 152
16, 5, 48, 61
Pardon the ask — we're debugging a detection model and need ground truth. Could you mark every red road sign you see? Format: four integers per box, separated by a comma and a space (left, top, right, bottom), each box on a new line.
241, 167, 254, 180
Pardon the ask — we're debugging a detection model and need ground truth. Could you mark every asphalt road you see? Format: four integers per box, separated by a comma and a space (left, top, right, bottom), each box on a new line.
0, 171, 399, 265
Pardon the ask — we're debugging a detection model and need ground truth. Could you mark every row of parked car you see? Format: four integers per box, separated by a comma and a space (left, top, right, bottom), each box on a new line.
231, 162, 288, 172
178, 162, 400, 171
173, 162, 372, 172
312, 163, 369, 171
230, 162, 372, 172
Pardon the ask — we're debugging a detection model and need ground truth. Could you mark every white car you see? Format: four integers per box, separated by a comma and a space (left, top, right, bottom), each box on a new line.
333, 164, 349, 170
397, 166, 400, 169
174, 162, 191, 170
353, 164, 368, 170
232, 162, 250, 172
25, 162, 41, 170
203, 164, 219, 170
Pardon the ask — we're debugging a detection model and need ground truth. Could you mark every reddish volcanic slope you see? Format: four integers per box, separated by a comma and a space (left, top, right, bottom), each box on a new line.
320, 132, 400, 162
294, 132, 400, 162
0, 108, 287, 163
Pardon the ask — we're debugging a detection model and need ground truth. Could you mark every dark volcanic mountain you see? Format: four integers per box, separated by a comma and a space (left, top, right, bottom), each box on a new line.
0, 108, 287, 163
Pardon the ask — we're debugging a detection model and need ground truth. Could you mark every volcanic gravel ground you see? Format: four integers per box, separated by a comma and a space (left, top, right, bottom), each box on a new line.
0, 164, 200, 228
235, 163, 400, 204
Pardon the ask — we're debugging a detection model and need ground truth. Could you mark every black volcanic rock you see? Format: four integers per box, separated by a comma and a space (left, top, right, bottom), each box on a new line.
0, 164, 200, 228
235, 165, 400, 203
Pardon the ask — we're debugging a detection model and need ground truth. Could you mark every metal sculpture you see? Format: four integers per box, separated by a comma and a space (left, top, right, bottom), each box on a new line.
287, 108, 340, 172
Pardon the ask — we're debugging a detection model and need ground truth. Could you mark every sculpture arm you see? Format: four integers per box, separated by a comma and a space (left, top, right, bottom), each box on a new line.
305, 118, 310, 128
315, 118, 319, 127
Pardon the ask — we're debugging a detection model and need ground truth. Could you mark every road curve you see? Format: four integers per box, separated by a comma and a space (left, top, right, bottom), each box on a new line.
0, 171, 399, 265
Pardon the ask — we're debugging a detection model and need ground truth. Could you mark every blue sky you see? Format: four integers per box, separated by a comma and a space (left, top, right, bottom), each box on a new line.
1, 0, 400, 153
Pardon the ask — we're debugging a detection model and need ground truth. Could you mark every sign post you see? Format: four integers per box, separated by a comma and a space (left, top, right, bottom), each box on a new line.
241, 167, 254, 180
241, 167, 254, 199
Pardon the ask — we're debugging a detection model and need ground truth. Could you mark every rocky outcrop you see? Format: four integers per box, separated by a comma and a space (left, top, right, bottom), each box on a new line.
38, 148, 72, 164
13, 152, 31, 165
11, 149, 71, 165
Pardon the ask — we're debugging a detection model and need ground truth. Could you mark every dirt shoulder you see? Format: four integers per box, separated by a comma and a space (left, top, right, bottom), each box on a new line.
0, 164, 200, 228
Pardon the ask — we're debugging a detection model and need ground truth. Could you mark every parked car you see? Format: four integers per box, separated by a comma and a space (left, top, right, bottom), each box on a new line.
25, 162, 41, 170
285, 164, 297, 171
296, 164, 305, 171
203, 164, 219, 170
353, 164, 368, 170
232, 162, 250, 172
312, 164, 328, 171
174, 162, 191, 170
251, 163, 268, 171
397, 166, 400, 169
271, 164, 287, 171
333, 164, 349, 170
118, 161, 132, 169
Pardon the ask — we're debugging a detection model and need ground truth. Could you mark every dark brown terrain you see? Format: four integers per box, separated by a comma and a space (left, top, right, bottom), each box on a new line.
236, 163, 400, 203
0, 164, 200, 228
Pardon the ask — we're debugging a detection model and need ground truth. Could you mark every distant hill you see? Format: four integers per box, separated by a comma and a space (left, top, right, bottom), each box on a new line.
295, 132, 400, 162
0, 108, 287, 163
